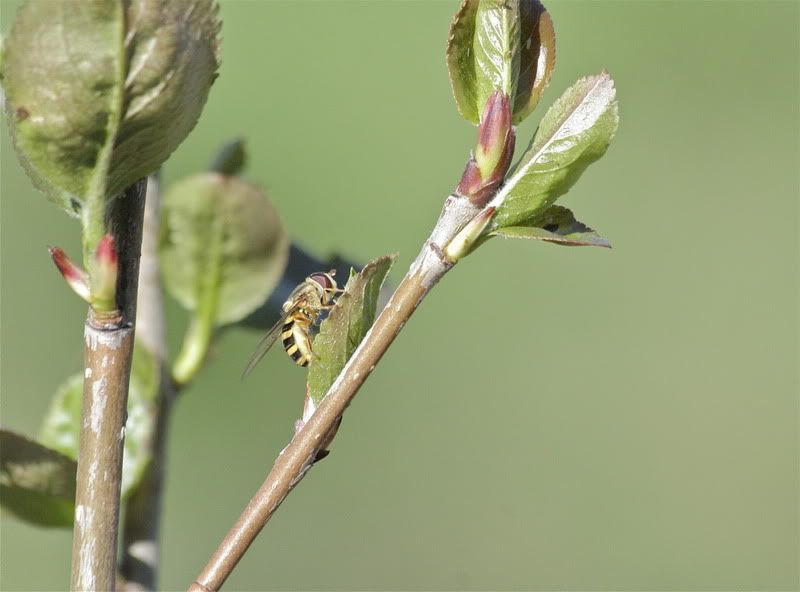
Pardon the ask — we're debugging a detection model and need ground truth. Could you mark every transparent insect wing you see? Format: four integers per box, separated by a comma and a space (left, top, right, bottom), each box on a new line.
242, 316, 286, 377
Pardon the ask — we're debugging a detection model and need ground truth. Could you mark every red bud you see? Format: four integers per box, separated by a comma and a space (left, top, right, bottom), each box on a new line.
475, 91, 513, 178
48, 246, 91, 302
95, 233, 118, 268
90, 234, 119, 313
455, 91, 516, 207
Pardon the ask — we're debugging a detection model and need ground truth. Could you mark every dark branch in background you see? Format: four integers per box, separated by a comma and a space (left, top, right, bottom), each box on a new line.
71, 178, 147, 592
120, 175, 173, 591
106, 180, 148, 324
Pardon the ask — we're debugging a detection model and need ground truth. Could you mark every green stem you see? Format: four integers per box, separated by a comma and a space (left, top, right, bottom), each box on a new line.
172, 217, 224, 386
81, 1, 127, 267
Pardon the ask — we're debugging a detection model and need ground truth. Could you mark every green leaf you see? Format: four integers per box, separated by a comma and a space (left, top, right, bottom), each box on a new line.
38, 344, 159, 499
492, 71, 619, 229
0, 429, 76, 528
1, 0, 220, 226
307, 255, 396, 405
492, 205, 610, 247
159, 172, 289, 327
513, 0, 556, 125
447, 0, 555, 124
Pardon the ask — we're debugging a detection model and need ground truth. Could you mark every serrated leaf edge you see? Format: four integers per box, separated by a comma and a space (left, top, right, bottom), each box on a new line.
488, 70, 617, 212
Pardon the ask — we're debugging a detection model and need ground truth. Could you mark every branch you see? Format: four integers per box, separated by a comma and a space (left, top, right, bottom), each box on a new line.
71, 178, 147, 592
120, 174, 174, 591
188, 195, 480, 592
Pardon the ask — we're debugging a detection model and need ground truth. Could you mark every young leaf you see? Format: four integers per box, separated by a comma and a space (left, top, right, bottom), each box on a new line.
513, 0, 556, 124
307, 255, 396, 405
1, 0, 220, 222
492, 71, 619, 229
0, 429, 77, 528
447, 0, 555, 124
491, 205, 610, 247
38, 344, 159, 498
159, 173, 290, 327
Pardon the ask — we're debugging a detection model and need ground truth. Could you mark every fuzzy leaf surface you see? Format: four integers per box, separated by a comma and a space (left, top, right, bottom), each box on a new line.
38, 344, 159, 499
159, 173, 289, 326
492, 205, 610, 247
447, 0, 555, 124
0, 0, 220, 217
307, 255, 395, 405
0, 429, 77, 528
493, 71, 619, 229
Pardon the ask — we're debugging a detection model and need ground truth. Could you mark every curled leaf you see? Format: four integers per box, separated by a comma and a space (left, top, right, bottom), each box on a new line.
0, 429, 77, 528
159, 173, 289, 326
447, 0, 555, 124
307, 255, 396, 405
492, 71, 619, 229
1, 0, 221, 215
38, 344, 159, 499
492, 205, 610, 247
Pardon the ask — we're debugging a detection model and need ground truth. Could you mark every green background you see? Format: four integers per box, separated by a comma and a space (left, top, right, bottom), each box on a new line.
1, 1, 798, 590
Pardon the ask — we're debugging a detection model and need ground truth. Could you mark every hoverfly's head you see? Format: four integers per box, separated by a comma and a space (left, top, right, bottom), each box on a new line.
309, 270, 339, 304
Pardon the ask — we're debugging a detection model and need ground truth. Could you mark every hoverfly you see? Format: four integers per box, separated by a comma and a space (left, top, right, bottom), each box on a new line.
243, 271, 343, 376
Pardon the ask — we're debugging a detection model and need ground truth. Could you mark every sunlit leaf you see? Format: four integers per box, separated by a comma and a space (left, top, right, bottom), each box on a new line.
447, 0, 555, 124
0, 429, 76, 528
1, 0, 220, 216
493, 71, 618, 229
492, 205, 610, 247
38, 344, 159, 498
307, 255, 396, 405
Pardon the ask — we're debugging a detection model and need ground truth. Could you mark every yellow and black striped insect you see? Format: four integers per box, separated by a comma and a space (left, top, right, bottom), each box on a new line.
243, 271, 342, 376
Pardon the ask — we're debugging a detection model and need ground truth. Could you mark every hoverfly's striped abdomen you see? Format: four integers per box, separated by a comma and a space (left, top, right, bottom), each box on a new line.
281, 317, 313, 367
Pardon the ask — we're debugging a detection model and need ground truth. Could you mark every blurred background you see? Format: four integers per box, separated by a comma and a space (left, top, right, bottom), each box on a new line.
1, 1, 798, 590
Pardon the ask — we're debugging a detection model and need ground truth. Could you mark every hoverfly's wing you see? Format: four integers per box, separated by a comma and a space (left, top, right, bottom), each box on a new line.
242, 317, 286, 378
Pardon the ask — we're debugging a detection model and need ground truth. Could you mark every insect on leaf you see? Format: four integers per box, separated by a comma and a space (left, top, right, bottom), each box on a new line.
307, 255, 396, 405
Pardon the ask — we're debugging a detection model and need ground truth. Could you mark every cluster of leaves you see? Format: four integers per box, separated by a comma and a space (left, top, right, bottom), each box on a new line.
446, 0, 618, 256
0, 0, 291, 528
0, 137, 295, 526
0, 0, 619, 536
0, 0, 390, 527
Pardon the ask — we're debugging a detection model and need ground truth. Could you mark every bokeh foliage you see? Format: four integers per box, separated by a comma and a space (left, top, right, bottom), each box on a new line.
1, 1, 797, 591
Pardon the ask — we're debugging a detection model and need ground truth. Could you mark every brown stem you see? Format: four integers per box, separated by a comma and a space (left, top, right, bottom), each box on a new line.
71, 179, 147, 592
189, 195, 479, 592
120, 175, 173, 591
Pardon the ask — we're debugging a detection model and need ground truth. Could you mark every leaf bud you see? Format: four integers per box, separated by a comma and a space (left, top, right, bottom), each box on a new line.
475, 91, 513, 178
455, 92, 516, 207
444, 206, 496, 262
48, 247, 90, 303
89, 234, 118, 314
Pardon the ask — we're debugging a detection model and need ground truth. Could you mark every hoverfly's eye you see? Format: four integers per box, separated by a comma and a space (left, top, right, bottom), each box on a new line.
309, 272, 336, 292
